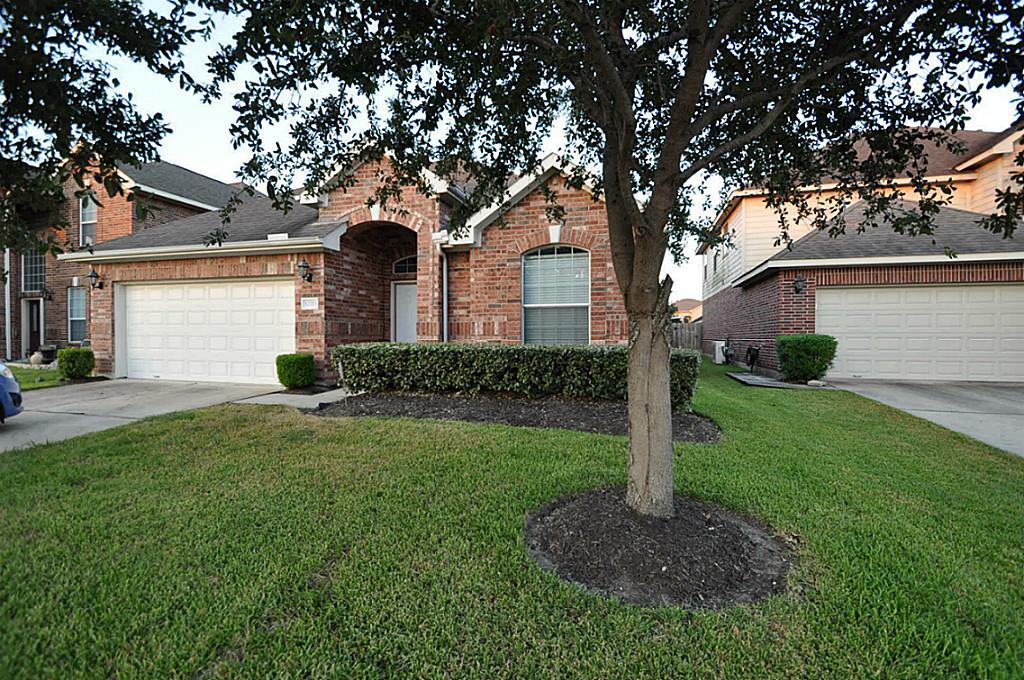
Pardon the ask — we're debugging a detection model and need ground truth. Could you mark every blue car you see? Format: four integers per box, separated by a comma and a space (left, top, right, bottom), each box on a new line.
0, 361, 23, 423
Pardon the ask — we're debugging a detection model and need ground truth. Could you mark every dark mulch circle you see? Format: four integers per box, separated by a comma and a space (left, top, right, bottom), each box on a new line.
524, 487, 791, 609
311, 392, 721, 443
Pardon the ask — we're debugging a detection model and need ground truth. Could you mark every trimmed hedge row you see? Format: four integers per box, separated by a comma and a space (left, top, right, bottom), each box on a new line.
331, 343, 701, 411
57, 348, 95, 380
776, 334, 838, 382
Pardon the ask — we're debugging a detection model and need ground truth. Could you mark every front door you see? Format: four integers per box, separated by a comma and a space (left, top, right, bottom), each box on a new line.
392, 282, 418, 343
25, 299, 42, 355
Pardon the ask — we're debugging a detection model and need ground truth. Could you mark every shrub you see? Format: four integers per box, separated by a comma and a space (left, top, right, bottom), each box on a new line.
57, 348, 95, 380
276, 353, 317, 388
775, 334, 838, 382
331, 343, 702, 411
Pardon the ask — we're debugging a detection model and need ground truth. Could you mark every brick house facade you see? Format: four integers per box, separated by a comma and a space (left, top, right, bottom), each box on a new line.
2, 164, 232, 361
58, 154, 627, 383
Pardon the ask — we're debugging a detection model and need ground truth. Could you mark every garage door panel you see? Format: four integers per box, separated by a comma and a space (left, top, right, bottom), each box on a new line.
124, 279, 295, 385
817, 283, 1024, 381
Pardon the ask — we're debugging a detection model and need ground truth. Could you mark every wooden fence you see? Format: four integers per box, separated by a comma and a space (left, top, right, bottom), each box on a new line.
670, 321, 703, 350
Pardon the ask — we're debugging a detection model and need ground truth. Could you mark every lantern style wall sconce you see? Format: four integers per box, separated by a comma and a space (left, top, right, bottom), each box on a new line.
87, 269, 104, 289
296, 259, 314, 282
792, 275, 808, 294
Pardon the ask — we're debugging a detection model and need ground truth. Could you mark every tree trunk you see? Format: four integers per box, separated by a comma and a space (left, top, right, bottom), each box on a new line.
625, 284, 675, 518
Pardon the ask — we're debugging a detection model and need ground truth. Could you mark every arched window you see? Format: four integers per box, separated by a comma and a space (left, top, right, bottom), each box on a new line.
521, 245, 590, 344
393, 255, 417, 274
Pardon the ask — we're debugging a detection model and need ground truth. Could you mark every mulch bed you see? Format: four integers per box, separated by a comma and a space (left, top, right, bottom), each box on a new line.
281, 384, 337, 395
311, 392, 721, 443
524, 488, 791, 609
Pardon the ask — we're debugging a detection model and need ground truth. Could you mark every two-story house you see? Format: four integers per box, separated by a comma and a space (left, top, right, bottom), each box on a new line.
2, 162, 241, 361
700, 126, 1024, 382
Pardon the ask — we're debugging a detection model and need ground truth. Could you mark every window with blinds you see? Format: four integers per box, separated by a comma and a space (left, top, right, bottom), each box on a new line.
68, 287, 87, 342
522, 245, 590, 344
21, 251, 45, 292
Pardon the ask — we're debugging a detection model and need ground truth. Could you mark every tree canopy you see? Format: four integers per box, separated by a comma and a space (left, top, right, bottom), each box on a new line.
0, 0, 217, 253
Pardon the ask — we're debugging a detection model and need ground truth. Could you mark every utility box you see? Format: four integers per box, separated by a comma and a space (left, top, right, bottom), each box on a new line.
712, 340, 728, 364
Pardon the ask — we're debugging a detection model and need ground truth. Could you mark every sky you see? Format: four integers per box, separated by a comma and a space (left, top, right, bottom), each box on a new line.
102, 14, 1020, 304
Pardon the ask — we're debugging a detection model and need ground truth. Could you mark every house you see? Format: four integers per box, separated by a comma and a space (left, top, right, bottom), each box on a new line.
54, 153, 627, 384
700, 126, 1024, 382
671, 298, 702, 323
1, 162, 241, 362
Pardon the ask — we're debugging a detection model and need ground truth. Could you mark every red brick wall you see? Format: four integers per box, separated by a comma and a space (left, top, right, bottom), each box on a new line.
702, 273, 784, 370
448, 176, 627, 344
134, 195, 204, 231
703, 260, 1024, 374
319, 158, 447, 342
0, 180, 208, 359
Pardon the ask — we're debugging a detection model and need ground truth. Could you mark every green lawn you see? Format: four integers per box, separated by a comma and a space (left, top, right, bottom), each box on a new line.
0, 364, 1021, 678
9, 365, 61, 391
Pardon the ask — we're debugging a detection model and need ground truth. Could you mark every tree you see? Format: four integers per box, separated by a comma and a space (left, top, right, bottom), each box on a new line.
222, 1, 1021, 515
0, 0, 217, 255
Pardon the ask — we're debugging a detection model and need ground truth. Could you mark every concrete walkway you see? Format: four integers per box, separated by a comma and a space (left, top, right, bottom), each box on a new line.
1, 380, 274, 452
831, 379, 1024, 458
236, 387, 350, 409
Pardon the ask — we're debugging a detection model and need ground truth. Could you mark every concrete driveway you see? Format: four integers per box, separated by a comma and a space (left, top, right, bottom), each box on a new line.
1, 380, 275, 452
831, 379, 1024, 457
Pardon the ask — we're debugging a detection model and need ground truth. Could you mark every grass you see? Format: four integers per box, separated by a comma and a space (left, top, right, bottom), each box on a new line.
0, 363, 1021, 677
8, 365, 62, 391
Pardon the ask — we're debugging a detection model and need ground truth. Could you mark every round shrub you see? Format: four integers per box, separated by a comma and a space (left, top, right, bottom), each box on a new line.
276, 353, 316, 388
775, 334, 838, 382
57, 347, 95, 380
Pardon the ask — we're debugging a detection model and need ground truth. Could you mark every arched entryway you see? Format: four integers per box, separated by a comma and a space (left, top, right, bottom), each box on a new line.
332, 221, 418, 343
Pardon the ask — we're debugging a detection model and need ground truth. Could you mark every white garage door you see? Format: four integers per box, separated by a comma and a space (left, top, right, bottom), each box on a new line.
817, 284, 1024, 381
124, 279, 295, 384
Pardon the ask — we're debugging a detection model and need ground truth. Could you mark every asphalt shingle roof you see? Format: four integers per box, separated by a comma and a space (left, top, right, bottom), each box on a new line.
772, 200, 1023, 261
122, 161, 241, 208
92, 195, 344, 251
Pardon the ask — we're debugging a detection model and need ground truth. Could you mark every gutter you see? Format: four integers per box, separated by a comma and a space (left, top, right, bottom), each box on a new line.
441, 250, 449, 342
57, 236, 330, 264
3, 249, 10, 360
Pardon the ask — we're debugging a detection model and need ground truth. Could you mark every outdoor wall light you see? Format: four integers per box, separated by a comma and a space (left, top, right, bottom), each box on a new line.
792, 275, 808, 294
297, 259, 314, 282
88, 269, 104, 290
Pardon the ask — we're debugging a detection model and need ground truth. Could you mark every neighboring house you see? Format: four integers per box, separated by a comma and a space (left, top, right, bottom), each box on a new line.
700, 126, 1024, 382
1, 162, 240, 361
671, 298, 702, 323
58, 154, 627, 384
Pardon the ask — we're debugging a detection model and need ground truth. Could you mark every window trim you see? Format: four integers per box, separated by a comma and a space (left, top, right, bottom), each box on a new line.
67, 286, 87, 343
80, 194, 98, 246
392, 254, 417, 275
21, 251, 45, 293
520, 244, 591, 345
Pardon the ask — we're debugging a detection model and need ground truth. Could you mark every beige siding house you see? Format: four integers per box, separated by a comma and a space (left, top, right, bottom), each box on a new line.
700, 126, 1024, 381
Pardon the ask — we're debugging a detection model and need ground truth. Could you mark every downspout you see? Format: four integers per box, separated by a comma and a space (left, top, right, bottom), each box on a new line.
3, 249, 11, 360
441, 250, 449, 342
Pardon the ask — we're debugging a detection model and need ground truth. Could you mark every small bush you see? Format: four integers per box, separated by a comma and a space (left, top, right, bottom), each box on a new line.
276, 353, 317, 388
331, 343, 702, 411
57, 348, 95, 380
775, 334, 838, 382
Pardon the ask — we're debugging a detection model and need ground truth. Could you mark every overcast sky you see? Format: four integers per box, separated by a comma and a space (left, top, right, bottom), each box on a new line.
103, 15, 1020, 303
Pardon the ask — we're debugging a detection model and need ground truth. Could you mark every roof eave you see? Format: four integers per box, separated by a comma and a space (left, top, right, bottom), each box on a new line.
57, 235, 331, 264
734, 250, 1024, 287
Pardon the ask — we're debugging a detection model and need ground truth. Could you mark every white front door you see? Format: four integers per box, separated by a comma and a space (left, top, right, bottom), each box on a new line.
392, 282, 418, 343
816, 283, 1024, 381
123, 279, 296, 384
